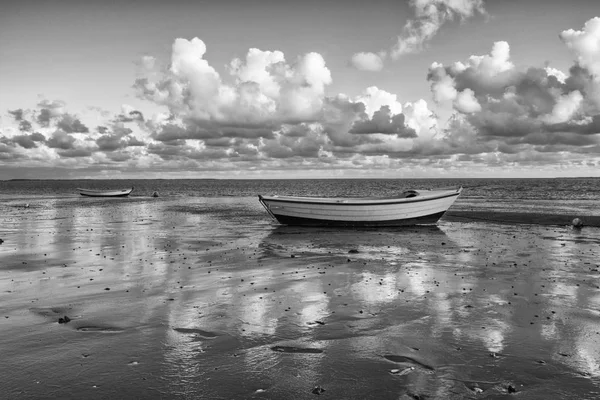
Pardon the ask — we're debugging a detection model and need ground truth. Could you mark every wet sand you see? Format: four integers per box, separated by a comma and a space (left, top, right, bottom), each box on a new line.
1, 196, 599, 399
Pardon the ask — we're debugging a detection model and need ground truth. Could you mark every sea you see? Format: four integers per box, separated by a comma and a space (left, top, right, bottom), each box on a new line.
1, 178, 598, 226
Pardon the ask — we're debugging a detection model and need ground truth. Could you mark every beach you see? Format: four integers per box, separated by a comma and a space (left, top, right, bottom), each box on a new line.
1, 195, 600, 399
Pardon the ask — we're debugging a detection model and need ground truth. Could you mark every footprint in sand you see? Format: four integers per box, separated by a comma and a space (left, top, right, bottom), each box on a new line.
383, 354, 435, 371
271, 346, 323, 354
30, 307, 71, 318
76, 326, 124, 333
173, 327, 219, 339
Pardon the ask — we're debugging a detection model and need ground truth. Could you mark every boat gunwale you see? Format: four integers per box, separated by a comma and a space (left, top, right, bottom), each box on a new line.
259, 188, 461, 206
78, 187, 134, 197
77, 188, 133, 193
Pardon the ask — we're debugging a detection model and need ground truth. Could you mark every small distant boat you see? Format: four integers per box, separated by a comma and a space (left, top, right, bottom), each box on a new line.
258, 187, 462, 227
78, 187, 134, 197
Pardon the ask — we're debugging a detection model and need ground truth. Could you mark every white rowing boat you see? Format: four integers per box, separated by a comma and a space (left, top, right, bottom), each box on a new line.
78, 187, 134, 197
258, 187, 462, 227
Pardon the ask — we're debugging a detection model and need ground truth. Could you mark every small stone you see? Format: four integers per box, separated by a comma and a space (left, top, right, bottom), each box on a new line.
311, 386, 325, 395
58, 316, 71, 324
390, 367, 414, 376
348, 249, 359, 254
572, 218, 584, 228
507, 385, 517, 393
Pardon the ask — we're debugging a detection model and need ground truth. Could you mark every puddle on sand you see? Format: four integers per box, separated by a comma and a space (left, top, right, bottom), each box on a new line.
76, 326, 124, 333
271, 346, 324, 354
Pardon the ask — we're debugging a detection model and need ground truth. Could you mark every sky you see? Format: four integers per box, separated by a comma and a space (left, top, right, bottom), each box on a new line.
1, 0, 600, 179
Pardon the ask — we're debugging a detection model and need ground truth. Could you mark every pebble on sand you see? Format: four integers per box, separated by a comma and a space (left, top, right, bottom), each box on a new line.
152, 192, 159, 197
572, 218, 584, 228
311, 386, 326, 395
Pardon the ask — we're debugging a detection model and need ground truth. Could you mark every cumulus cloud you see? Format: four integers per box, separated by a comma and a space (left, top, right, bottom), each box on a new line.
57, 114, 90, 133
57, 148, 93, 158
403, 99, 438, 140
261, 128, 325, 159
37, 109, 53, 126
354, 86, 403, 116
429, 65, 458, 103
560, 18, 600, 109
8, 109, 24, 121
47, 131, 77, 150
454, 88, 481, 113
0, 142, 18, 160
19, 120, 33, 132
429, 41, 518, 103
135, 38, 332, 130
350, 106, 417, 137
542, 90, 583, 124
560, 17, 600, 79
426, 29, 600, 158
392, 0, 486, 58
11, 133, 46, 149
96, 135, 125, 152
117, 105, 145, 122
461, 40, 513, 76
545, 66, 568, 83
36, 100, 66, 126
350, 52, 385, 71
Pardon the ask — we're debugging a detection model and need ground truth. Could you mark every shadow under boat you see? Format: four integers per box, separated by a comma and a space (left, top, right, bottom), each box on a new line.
264, 224, 448, 236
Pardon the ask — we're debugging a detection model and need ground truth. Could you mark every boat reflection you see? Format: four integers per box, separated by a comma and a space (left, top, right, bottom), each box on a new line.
258, 224, 450, 261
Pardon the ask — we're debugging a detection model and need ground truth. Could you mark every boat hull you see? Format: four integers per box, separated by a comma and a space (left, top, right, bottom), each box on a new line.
258, 188, 461, 227
269, 210, 448, 227
78, 188, 133, 197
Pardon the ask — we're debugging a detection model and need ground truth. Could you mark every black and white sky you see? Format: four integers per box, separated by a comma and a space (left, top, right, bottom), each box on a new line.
1, 0, 600, 179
